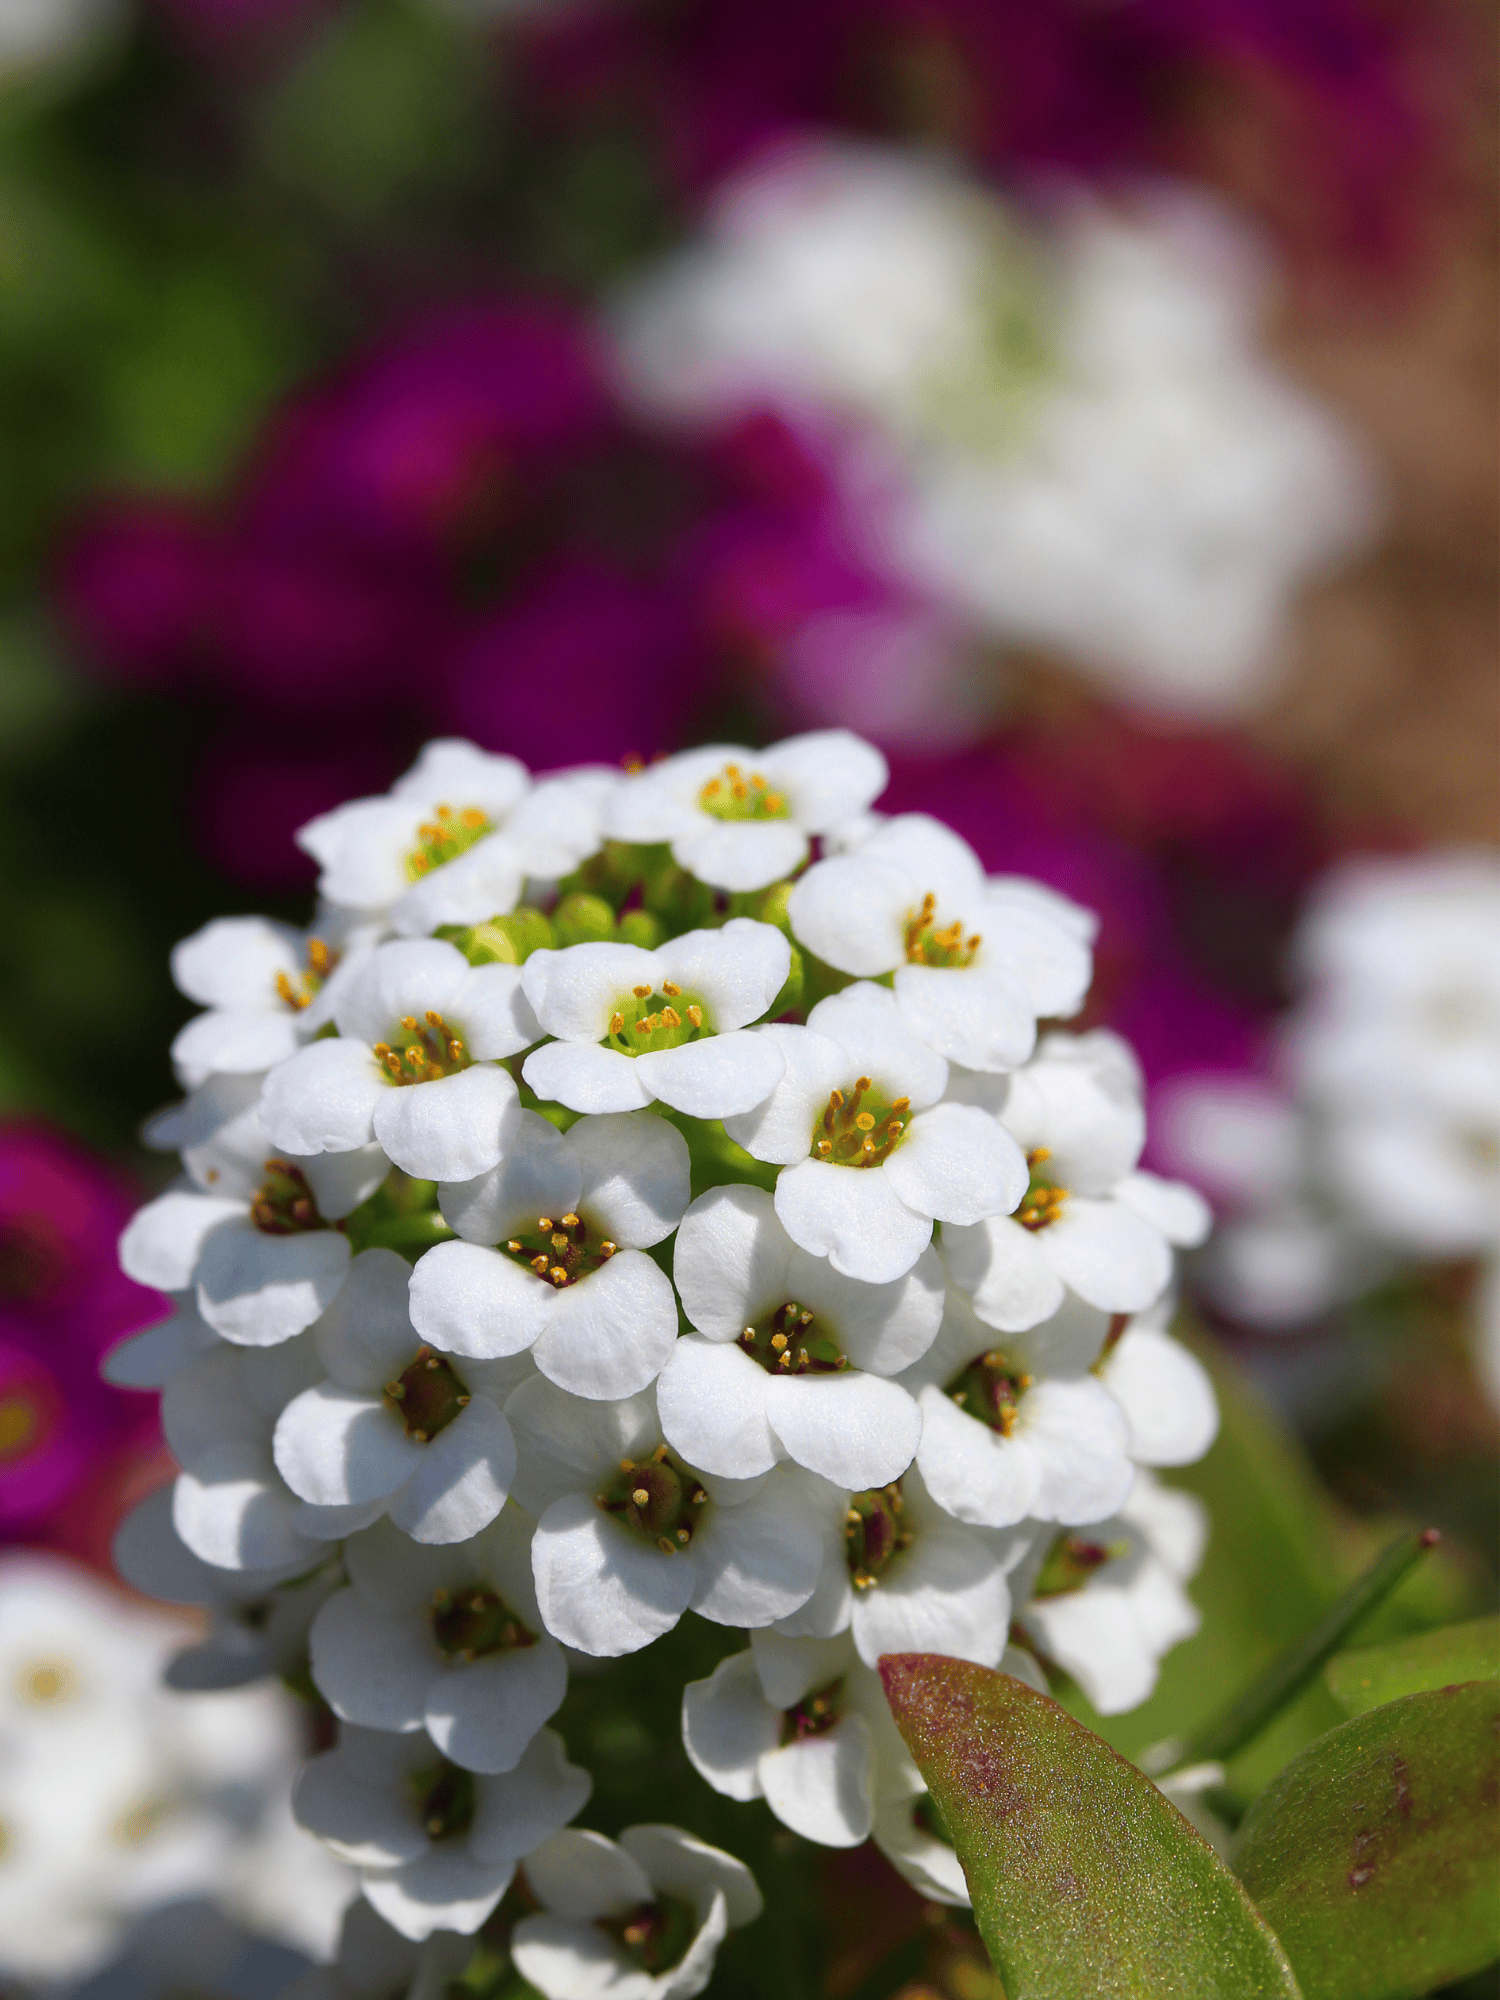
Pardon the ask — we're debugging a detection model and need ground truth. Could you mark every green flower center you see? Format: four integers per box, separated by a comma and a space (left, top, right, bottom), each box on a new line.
1017, 1146, 1068, 1231
601, 1894, 699, 1975
603, 981, 713, 1055
811, 1077, 910, 1169
404, 804, 495, 881
383, 1346, 472, 1442
409, 1757, 475, 1841
502, 1211, 618, 1289
274, 937, 337, 1012
372, 1010, 472, 1085
779, 1675, 846, 1745
430, 1584, 538, 1662
903, 893, 982, 969
844, 1480, 914, 1590
248, 1159, 329, 1236
944, 1349, 1031, 1436
696, 763, 791, 822
737, 1300, 848, 1377
1033, 1533, 1130, 1599
595, 1445, 709, 1555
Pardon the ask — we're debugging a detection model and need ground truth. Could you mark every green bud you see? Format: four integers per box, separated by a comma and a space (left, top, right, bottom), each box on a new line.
440, 909, 554, 965
553, 893, 617, 946
616, 908, 664, 950
754, 879, 796, 935
644, 860, 716, 931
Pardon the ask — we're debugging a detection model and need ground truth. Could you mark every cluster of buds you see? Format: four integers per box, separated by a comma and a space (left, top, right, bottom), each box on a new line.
112, 731, 1218, 1990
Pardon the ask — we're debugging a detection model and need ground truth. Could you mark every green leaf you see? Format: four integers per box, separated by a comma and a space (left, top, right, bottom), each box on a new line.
1236, 1681, 1500, 2000
1325, 1617, 1500, 1718
879, 1654, 1302, 2000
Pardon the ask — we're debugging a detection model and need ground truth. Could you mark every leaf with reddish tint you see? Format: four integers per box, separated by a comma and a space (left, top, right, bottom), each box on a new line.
879, 1653, 1301, 2000
1324, 1616, 1499, 1718
1237, 1681, 1500, 2000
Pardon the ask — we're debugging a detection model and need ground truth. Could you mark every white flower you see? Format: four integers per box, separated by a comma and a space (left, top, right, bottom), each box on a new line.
102, 1292, 220, 1388
297, 738, 608, 935
121, 1073, 386, 1347
898, 1287, 1135, 1531
941, 1031, 1210, 1327
272, 1249, 522, 1546
162, 1336, 373, 1573
771, 1462, 1032, 1668
410, 1110, 689, 1401
786, 815, 1094, 1071
169, 913, 375, 1089
506, 1377, 822, 1657
260, 938, 539, 1183
724, 985, 1027, 1283
293, 1723, 589, 1941
519, 921, 790, 1116
282, 1898, 471, 2000
869, 1643, 1046, 1904
512, 1823, 761, 2000
603, 732, 887, 893
681, 1632, 893, 1848
657, 1183, 939, 1486
1017, 1472, 1206, 1715
309, 1509, 567, 1774
1096, 1297, 1219, 1469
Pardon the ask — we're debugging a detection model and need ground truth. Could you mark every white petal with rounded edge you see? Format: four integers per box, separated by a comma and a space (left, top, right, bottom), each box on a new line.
292, 1750, 427, 1869
521, 1825, 653, 1920
774, 1158, 932, 1284
314, 1246, 423, 1389
894, 963, 1035, 1074
568, 1111, 691, 1247
172, 1008, 300, 1085
301, 1143, 390, 1221
437, 1110, 579, 1245
273, 1386, 424, 1507
977, 887, 1094, 1018
503, 1378, 660, 1512
807, 983, 948, 1107
1041, 1199, 1172, 1313
386, 1397, 516, 1544
531, 1493, 694, 1655
388, 834, 527, 940
510, 1918, 647, 2000
673, 1183, 791, 1340
1022, 1377, 1134, 1525
674, 817, 809, 892
689, 1477, 821, 1627
334, 938, 473, 1044
361, 1851, 514, 1942
309, 1588, 433, 1729
942, 1213, 1064, 1334
259, 1040, 387, 1156
521, 942, 660, 1041
1115, 1171, 1213, 1247
657, 1337, 778, 1478
657, 919, 792, 1029
635, 1030, 785, 1119
171, 914, 302, 1008
721, 1024, 849, 1165
765, 1372, 920, 1488
914, 1388, 1041, 1528
762, 729, 889, 832
467, 1727, 594, 1867
1102, 1326, 1219, 1467
849, 1525, 1010, 1669
194, 1218, 350, 1347
786, 856, 909, 975
426, 1640, 568, 1774
532, 1251, 679, 1401
171, 1446, 318, 1573
757, 1717, 873, 1847
681, 1653, 777, 1800
119, 1188, 246, 1293
459, 963, 543, 1060
882, 1103, 1027, 1225
521, 1041, 653, 1115
409, 1240, 555, 1360
802, 1242, 945, 1375
373, 1065, 520, 1183
621, 1823, 763, 1927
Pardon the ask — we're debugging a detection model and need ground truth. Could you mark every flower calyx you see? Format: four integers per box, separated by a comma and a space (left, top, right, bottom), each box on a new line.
502, 1212, 617, 1289
903, 893, 981, 969
844, 1480, 913, 1590
596, 1444, 708, 1555
601, 1894, 699, 1976
605, 981, 710, 1054
1017, 1147, 1068, 1230
275, 937, 336, 1012
408, 1756, 476, 1841
1033, 1532, 1130, 1600
780, 1675, 845, 1745
813, 1079, 909, 1169
383, 1347, 472, 1442
430, 1583, 537, 1662
373, 1012, 471, 1086
404, 804, 494, 881
944, 1350, 1031, 1436
738, 1301, 848, 1376
248, 1159, 329, 1237
696, 763, 789, 822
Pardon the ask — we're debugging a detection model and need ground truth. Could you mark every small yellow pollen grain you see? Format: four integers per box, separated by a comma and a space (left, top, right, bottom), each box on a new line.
661, 980, 681, 996
631, 1488, 650, 1507
632, 984, 652, 999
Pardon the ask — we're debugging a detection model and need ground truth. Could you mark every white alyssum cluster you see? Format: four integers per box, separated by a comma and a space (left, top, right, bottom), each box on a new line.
1157, 852, 1500, 1398
0, 1553, 351, 1983
110, 731, 1218, 1979
611, 136, 1375, 724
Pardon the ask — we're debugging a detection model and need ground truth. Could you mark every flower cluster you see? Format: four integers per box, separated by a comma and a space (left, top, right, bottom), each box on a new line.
112, 728, 1217, 1980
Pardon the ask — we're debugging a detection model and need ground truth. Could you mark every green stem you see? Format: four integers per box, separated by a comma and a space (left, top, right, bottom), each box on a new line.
1177, 1527, 1441, 1769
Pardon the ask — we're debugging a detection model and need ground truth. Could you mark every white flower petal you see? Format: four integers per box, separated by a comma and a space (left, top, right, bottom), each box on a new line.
459, 963, 544, 1060
799, 1242, 945, 1375
689, 1476, 821, 1627
757, 1716, 873, 1846
102, 1297, 218, 1388
681, 1653, 777, 1801
635, 1030, 785, 1119
657, 1336, 778, 1478
761, 729, 888, 833
467, 1727, 594, 1867
976, 887, 1094, 1019
533, 1252, 679, 1400
437, 1111, 579, 1245
119, 1189, 246, 1292
531, 1493, 694, 1656
674, 818, 809, 892
386, 1397, 516, 1544
765, 1373, 920, 1488
786, 856, 909, 976
504, 1378, 661, 1512
409, 1240, 556, 1360
883, 1103, 1028, 1225
521, 1826, 653, 1920
301, 1143, 391, 1221
260, 1041, 387, 1156
914, 1387, 1041, 1529
807, 982, 948, 1108
361, 1851, 513, 1942
194, 1218, 351, 1347
314, 1246, 423, 1390
721, 1026, 849, 1165
273, 1386, 424, 1507
334, 938, 473, 1045
388, 834, 527, 940
657, 919, 793, 1029
309, 1588, 433, 1729
1101, 1326, 1219, 1467
673, 1183, 793, 1340
848, 1525, 1010, 1669
172, 1008, 301, 1085
510, 1917, 645, 2000
1114, 1171, 1213, 1248
1022, 1377, 1134, 1525
522, 942, 661, 1042
569, 1111, 691, 1247
1041, 1199, 1172, 1313
171, 1445, 316, 1572
893, 963, 1036, 1074
293, 1749, 428, 1869
425, 1640, 569, 1775
172, 914, 304, 1008
373, 1065, 521, 1183
942, 1214, 1065, 1333
774, 1158, 933, 1284
522, 1041, 654, 1114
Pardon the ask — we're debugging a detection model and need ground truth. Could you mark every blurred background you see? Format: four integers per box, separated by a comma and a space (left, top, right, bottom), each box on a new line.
0, 0, 1494, 1989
